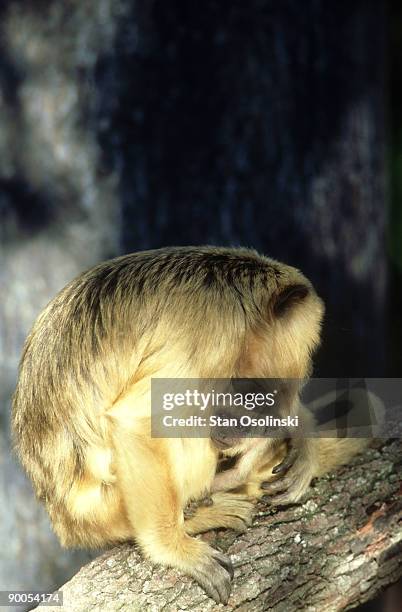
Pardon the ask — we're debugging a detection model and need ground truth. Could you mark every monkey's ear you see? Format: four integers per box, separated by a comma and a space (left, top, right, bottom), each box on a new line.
273, 284, 309, 317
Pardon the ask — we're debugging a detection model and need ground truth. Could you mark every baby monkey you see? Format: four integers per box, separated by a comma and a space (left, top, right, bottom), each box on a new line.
12, 246, 367, 604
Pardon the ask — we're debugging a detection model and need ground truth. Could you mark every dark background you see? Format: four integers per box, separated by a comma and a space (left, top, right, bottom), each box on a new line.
0, 0, 400, 609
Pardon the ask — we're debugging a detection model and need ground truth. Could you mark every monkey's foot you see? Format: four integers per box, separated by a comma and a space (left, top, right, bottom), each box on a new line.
184, 492, 253, 535
188, 547, 234, 604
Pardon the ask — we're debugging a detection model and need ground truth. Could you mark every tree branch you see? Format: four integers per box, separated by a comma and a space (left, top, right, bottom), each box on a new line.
36, 440, 402, 611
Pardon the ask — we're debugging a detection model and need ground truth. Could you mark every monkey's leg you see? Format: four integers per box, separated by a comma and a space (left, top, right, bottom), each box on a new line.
184, 492, 253, 535
112, 428, 233, 605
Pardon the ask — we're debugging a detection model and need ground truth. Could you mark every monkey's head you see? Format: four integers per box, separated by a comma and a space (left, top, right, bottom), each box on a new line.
167, 246, 324, 454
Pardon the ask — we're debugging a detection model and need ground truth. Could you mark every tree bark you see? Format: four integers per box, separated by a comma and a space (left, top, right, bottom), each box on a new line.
36, 440, 402, 612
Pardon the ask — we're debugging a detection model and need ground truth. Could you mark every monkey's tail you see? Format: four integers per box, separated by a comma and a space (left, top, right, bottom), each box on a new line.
306, 387, 385, 478
313, 437, 370, 477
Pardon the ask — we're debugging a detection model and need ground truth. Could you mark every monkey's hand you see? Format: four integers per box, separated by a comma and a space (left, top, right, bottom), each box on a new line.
184, 495, 213, 519
260, 437, 317, 505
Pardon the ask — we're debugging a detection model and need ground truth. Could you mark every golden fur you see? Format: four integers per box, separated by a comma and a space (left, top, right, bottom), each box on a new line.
11, 246, 368, 604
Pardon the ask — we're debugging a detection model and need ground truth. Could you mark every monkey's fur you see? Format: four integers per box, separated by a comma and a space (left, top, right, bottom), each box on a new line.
12, 246, 369, 604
